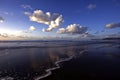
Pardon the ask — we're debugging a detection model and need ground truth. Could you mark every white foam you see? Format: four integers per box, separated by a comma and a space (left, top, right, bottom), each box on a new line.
34, 50, 86, 80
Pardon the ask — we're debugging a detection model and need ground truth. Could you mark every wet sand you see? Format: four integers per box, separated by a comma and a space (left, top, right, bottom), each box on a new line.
41, 43, 120, 80
0, 40, 120, 80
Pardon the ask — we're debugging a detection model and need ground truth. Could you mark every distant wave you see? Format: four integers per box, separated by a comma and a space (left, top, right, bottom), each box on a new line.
34, 49, 86, 80
0, 40, 118, 50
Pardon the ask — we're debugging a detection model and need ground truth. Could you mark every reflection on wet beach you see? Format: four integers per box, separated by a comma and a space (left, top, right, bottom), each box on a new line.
0, 41, 120, 80
0, 44, 85, 80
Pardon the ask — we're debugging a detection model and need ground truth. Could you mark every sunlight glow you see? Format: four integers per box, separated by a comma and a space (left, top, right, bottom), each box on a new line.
0, 29, 21, 35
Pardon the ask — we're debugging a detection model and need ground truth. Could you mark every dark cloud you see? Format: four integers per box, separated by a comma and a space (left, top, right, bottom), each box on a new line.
0, 16, 4, 23
82, 32, 94, 38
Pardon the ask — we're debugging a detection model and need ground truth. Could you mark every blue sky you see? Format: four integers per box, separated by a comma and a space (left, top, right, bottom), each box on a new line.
0, 0, 120, 40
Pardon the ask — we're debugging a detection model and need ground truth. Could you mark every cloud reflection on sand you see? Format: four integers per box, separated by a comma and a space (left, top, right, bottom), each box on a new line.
0, 40, 120, 80
0, 42, 86, 80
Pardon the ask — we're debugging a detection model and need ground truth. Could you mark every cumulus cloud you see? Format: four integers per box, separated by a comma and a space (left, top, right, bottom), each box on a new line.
21, 4, 32, 10
0, 33, 8, 38
0, 16, 4, 23
57, 24, 87, 34
29, 26, 36, 31
56, 28, 66, 34
23, 26, 36, 33
26, 9, 92, 39
42, 28, 51, 32
106, 22, 120, 28
29, 10, 63, 32
87, 4, 96, 10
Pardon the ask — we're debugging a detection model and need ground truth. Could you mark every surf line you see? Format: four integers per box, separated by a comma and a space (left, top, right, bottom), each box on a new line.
34, 50, 86, 80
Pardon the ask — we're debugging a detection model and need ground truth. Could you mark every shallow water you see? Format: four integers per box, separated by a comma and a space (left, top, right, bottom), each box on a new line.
0, 40, 120, 80
41, 41, 120, 80
0, 41, 85, 80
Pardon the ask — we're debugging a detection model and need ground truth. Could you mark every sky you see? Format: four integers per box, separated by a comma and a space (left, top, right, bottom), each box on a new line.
0, 0, 120, 40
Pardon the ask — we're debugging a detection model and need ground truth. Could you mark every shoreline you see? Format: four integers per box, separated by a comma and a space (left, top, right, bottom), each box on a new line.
0, 47, 86, 80
34, 50, 86, 80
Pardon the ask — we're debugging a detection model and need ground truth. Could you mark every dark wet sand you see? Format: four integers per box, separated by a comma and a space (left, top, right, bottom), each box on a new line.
0, 41, 120, 80
41, 43, 120, 80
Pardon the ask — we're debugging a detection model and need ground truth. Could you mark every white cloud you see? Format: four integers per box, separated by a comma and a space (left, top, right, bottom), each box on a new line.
87, 4, 96, 10
29, 10, 63, 32
0, 33, 8, 38
106, 22, 120, 28
24, 12, 31, 16
26, 9, 93, 39
22, 26, 36, 33
57, 28, 66, 34
22, 30, 31, 33
57, 24, 87, 34
21, 4, 32, 10
0, 16, 4, 23
29, 26, 36, 31
42, 28, 52, 32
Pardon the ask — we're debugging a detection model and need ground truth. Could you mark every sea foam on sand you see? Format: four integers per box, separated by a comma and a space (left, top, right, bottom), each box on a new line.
34, 50, 86, 80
